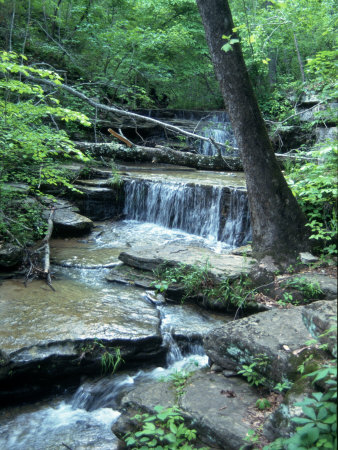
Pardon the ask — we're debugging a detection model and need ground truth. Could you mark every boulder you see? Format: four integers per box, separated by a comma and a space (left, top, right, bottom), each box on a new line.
302, 300, 337, 356
114, 370, 260, 449
0, 277, 163, 403
204, 307, 315, 385
0, 243, 23, 269
52, 201, 94, 236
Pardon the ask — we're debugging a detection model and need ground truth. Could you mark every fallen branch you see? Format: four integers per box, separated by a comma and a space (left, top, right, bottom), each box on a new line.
108, 128, 133, 147
43, 208, 54, 289
75, 141, 243, 171
25, 74, 236, 153
24, 207, 55, 291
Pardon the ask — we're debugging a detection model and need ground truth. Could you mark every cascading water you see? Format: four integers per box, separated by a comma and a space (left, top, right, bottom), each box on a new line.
0, 304, 209, 450
124, 179, 251, 247
220, 188, 252, 247
197, 112, 237, 157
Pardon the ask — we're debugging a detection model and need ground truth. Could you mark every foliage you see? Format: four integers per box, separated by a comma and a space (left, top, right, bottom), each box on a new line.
0, 187, 47, 245
0, 50, 90, 244
276, 276, 323, 307
101, 347, 124, 375
229, 0, 337, 119
79, 340, 124, 374
240, 428, 262, 449
153, 263, 255, 309
256, 398, 271, 410
0, 0, 335, 120
283, 277, 323, 301
274, 380, 293, 393
264, 326, 337, 450
124, 405, 205, 449
286, 142, 338, 257
153, 262, 214, 302
237, 354, 270, 387
108, 160, 122, 186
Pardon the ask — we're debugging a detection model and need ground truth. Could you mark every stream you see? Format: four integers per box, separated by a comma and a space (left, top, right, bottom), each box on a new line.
0, 156, 251, 448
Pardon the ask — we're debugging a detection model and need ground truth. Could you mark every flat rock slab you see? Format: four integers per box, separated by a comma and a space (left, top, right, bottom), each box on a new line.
53, 206, 93, 236
119, 242, 255, 280
106, 263, 156, 288
204, 306, 315, 384
0, 277, 162, 396
116, 370, 259, 449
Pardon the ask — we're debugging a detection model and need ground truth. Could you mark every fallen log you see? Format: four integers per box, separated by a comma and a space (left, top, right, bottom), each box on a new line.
75, 141, 243, 171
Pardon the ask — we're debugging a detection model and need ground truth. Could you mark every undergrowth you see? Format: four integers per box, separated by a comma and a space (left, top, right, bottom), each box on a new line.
153, 262, 255, 309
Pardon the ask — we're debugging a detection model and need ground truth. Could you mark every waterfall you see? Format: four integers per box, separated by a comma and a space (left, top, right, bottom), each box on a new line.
221, 189, 252, 247
124, 180, 251, 247
197, 112, 237, 157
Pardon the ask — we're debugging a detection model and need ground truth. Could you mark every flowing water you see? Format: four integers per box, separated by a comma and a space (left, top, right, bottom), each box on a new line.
197, 112, 237, 156
0, 299, 210, 450
124, 178, 250, 245
1, 117, 251, 448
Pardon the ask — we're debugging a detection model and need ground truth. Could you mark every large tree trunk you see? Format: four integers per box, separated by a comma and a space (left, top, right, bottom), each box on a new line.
196, 0, 309, 264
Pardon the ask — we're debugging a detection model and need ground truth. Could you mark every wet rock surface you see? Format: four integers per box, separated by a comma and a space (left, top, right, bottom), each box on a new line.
119, 242, 255, 280
204, 306, 315, 384
114, 370, 260, 449
68, 183, 125, 220
106, 263, 156, 288
0, 275, 162, 401
51, 199, 94, 236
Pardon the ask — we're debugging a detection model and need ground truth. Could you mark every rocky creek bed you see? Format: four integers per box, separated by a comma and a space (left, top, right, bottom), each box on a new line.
0, 165, 337, 449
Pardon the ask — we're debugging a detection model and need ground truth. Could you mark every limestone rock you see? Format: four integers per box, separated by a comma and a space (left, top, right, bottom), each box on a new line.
68, 183, 125, 220
115, 370, 260, 449
204, 307, 314, 384
53, 204, 94, 236
0, 277, 163, 403
0, 243, 23, 269
119, 242, 254, 280
302, 300, 337, 356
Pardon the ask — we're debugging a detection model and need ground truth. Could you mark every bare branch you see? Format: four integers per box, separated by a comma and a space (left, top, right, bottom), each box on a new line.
25, 75, 237, 152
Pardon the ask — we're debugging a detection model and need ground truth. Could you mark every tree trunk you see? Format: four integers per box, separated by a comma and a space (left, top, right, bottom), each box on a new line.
196, 0, 309, 264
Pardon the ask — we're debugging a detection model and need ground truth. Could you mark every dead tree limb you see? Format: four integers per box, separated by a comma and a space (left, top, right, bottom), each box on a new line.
75, 141, 243, 171
25, 75, 236, 153
24, 207, 55, 291
43, 208, 54, 289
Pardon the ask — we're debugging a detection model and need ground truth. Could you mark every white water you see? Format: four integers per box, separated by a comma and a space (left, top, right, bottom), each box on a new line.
124, 180, 251, 247
198, 112, 237, 156
0, 305, 208, 450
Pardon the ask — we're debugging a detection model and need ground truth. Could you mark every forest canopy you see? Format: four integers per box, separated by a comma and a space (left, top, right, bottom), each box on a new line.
0, 0, 336, 112
0, 0, 337, 257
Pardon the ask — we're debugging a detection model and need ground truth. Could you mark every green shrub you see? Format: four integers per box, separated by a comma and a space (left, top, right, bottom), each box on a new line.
286, 142, 337, 258
153, 263, 254, 309
264, 326, 337, 449
0, 51, 90, 245
124, 405, 206, 449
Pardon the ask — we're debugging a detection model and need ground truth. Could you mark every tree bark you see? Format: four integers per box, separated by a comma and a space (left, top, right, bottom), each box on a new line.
75, 142, 242, 171
196, 0, 309, 263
